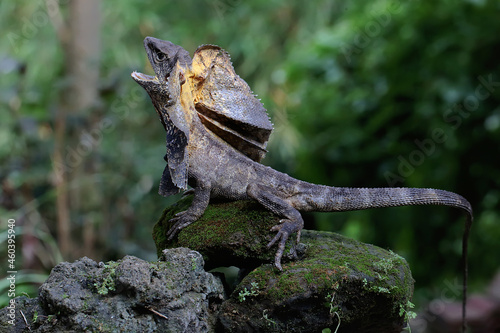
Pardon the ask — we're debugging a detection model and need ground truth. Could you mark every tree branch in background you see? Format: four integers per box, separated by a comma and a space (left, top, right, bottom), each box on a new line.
49, 0, 101, 259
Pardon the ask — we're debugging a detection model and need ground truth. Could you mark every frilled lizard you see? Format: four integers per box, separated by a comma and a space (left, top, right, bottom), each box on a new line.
132, 37, 472, 330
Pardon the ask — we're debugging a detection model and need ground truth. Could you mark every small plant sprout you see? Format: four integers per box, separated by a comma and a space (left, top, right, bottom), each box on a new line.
400, 300, 417, 332
262, 309, 277, 328
238, 282, 259, 302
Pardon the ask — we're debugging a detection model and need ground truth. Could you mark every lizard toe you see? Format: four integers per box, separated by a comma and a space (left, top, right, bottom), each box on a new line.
166, 213, 196, 240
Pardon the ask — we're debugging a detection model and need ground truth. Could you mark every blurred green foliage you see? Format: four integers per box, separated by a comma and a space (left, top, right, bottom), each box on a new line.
1, 0, 499, 309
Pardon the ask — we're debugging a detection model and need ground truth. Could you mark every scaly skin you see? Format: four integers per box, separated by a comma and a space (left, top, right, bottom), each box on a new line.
132, 37, 472, 332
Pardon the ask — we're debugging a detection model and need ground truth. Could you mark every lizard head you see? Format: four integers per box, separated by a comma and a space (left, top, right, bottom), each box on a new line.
131, 37, 191, 104
132, 37, 193, 193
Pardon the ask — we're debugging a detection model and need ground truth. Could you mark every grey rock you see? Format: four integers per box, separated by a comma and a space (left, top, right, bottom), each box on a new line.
0, 249, 224, 333
154, 198, 414, 332
2, 199, 415, 333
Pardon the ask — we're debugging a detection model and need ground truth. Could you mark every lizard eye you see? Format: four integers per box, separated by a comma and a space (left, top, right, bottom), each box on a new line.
154, 50, 166, 62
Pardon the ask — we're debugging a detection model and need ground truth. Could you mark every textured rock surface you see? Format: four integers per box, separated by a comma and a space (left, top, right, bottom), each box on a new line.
155, 198, 415, 332
1, 199, 415, 333
0, 249, 224, 333
153, 196, 286, 270
217, 230, 414, 332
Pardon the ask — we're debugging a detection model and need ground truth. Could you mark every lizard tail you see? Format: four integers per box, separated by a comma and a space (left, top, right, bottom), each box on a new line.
309, 186, 471, 215
309, 186, 472, 332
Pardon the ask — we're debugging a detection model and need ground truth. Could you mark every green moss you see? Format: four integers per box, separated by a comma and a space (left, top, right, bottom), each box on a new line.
226, 229, 413, 328
154, 198, 413, 328
152, 197, 194, 255
93, 261, 120, 296
153, 196, 285, 262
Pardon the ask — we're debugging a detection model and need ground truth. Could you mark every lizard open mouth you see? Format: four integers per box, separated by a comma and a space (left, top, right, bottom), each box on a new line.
131, 71, 157, 83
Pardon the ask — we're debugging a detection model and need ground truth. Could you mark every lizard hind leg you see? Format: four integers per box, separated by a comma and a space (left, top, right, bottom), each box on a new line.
247, 183, 304, 270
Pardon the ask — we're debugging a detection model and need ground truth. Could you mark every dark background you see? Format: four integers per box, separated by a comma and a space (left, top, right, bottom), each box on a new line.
1, 0, 499, 313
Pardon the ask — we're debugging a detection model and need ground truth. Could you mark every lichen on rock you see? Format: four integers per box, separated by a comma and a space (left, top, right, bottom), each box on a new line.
154, 197, 415, 332
153, 196, 287, 269
1, 198, 415, 333
0, 249, 224, 333
218, 230, 414, 332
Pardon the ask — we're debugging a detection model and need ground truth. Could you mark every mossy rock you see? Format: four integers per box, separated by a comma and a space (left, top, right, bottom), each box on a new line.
153, 197, 414, 332
153, 196, 286, 269
0, 253, 225, 332
218, 230, 414, 332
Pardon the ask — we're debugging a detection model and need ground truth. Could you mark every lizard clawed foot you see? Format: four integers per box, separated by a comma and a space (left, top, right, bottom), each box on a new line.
166, 211, 197, 240
267, 219, 302, 271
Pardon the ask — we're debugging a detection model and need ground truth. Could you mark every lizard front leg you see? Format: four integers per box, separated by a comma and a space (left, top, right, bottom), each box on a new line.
166, 179, 211, 240
247, 183, 304, 271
